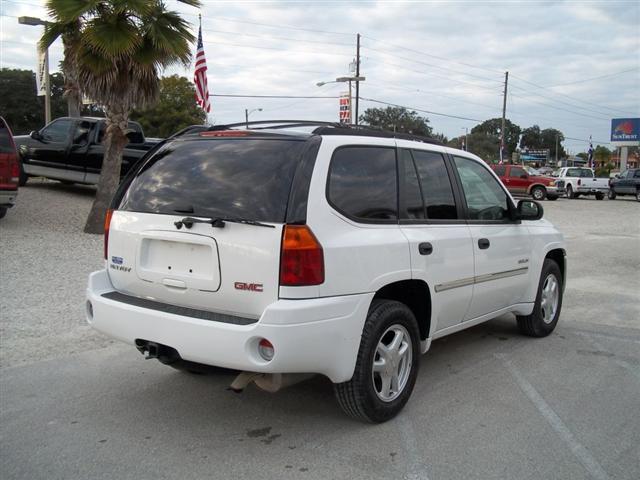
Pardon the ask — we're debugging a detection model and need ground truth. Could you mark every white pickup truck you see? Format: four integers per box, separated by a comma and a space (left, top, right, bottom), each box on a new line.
554, 167, 609, 200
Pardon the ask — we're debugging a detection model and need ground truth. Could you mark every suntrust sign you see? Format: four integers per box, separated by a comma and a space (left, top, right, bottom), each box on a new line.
610, 118, 639, 145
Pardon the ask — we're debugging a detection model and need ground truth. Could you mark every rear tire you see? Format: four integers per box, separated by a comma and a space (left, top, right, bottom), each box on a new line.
608, 189, 616, 200
334, 300, 420, 423
566, 184, 576, 199
636, 190, 640, 202
531, 186, 546, 201
595, 192, 604, 201
517, 258, 563, 337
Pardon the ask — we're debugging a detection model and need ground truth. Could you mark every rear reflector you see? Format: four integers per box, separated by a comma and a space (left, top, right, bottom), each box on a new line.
103, 209, 114, 260
258, 338, 274, 361
280, 225, 324, 286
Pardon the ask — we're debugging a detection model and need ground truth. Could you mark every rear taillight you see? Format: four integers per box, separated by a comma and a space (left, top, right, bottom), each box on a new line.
10, 157, 19, 183
280, 225, 324, 286
103, 209, 114, 260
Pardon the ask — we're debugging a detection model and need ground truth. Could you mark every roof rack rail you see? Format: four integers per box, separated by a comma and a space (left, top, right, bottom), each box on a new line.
207, 120, 344, 131
202, 120, 443, 145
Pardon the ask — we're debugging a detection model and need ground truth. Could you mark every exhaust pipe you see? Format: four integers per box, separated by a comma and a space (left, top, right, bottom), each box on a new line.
229, 371, 315, 393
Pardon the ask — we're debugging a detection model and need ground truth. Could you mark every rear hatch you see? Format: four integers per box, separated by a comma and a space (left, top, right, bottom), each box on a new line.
107, 134, 310, 320
0, 118, 19, 190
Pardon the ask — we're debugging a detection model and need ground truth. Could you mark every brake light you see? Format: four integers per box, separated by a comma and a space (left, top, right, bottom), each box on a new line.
10, 156, 19, 183
103, 209, 114, 260
280, 225, 324, 286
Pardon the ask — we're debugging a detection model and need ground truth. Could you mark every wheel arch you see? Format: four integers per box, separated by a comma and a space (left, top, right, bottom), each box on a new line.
527, 183, 547, 194
545, 248, 566, 292
372, 279, 431, 342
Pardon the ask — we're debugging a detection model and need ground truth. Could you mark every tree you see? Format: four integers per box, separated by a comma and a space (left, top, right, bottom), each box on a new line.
0, 69, 67, 133
42, 0, 200, 233
359, 106, 433, 137
470, 118, 521, 157
131, 75, 206, 138
520, 125, 566, 159
448, 132, 500, 163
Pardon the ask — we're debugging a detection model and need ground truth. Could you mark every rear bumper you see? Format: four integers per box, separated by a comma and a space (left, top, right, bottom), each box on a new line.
86, 269, 372, 383
576, 186, 608, 194
0, 189, 17, 207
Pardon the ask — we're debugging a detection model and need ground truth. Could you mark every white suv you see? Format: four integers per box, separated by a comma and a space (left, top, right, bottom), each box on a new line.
86, 121, 566, 423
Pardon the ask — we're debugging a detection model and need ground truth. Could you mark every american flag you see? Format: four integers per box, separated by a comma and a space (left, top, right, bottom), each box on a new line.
194, 23, 210, 113
587, 135, 594, 168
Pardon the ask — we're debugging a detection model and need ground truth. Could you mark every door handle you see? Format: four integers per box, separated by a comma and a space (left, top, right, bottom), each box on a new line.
478, 238, 490, 250
418, 242, 433, 255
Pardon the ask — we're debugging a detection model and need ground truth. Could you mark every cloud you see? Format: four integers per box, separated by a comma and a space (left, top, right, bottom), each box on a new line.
0, 0, 638, 152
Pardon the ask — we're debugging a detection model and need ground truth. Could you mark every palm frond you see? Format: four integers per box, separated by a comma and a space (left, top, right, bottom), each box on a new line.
46, 0, 101, 23
83, 14, 141, 59
177, 0, 201, 8
39, 21, 66, 50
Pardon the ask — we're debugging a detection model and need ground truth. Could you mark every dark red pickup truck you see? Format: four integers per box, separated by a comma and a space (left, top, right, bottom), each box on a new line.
0, 117, 19, 219
490, 164, 563, 201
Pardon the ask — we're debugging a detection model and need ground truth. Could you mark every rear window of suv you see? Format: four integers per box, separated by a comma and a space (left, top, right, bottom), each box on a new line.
118, 138, 306, 223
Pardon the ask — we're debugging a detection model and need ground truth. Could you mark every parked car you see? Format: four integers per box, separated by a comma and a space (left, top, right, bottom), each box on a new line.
14, 117, 161, 186
490, 164, 562, 200
608, 168, 640, 201
554, 167, 609, 200
0, 117, 19, 219
86, 120, 567, 423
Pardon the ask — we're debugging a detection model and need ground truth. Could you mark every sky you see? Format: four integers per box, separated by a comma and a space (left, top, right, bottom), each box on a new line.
1, 0, 639, 154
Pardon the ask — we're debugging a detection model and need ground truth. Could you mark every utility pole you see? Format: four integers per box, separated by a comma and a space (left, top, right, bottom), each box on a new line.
245, 109, 249, 128
501, 71, 509, 163
555, 133, 559, 164
355, 33, 361, 126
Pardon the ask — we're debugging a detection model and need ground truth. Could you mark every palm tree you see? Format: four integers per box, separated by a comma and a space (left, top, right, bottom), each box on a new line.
42, 0, 200, 233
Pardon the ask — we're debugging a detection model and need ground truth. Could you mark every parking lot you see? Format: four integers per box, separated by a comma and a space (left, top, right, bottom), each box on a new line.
1, 180, 639, 480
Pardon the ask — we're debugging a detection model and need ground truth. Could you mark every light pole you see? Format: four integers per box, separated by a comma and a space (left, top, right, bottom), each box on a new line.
19, 16, 51, 124
245, 108, 262, 128
461, 127, 468, 151
317, 76, 365, 124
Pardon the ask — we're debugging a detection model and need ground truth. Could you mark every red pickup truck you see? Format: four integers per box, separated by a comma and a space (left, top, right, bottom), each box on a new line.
491, 164, 562, 201
0, 117, 19, 219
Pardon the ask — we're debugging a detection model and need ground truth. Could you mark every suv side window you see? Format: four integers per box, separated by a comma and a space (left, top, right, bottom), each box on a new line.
494, 165, 506, 176
453, 156, 510, 221
509, 166, 526, 178
328, 146, 397, 221
412, 150, 458, 219
41, 119, 72, 142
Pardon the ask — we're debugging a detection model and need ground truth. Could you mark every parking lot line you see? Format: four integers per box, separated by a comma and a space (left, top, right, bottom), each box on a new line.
495, 354, 610, 480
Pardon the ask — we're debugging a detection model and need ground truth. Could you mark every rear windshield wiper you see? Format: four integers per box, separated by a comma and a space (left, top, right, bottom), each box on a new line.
174, 216, 275, 229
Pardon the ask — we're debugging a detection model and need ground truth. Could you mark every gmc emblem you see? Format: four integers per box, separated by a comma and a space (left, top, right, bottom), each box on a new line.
234, 282, 263, 292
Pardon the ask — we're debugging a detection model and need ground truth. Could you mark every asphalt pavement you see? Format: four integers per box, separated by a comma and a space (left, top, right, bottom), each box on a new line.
1, 180, 639, 480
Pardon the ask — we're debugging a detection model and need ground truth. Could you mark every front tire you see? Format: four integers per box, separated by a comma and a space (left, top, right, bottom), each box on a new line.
531, 186, 546, 201
516, 259, 563, 337
334, 300, 420, 423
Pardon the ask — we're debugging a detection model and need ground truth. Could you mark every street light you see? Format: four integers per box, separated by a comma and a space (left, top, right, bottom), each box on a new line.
316, 76, 365, 124
245, 108, 262, 128
461, 127, 469, 151
18, 16, 51, 124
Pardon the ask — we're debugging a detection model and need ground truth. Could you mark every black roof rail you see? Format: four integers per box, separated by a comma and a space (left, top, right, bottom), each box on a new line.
201, 119, 443, 145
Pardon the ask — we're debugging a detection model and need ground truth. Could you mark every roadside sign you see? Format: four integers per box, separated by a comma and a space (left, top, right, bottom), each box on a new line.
35, 47, 46, 96
610, 118, 640, 146
339, 93, 351, 123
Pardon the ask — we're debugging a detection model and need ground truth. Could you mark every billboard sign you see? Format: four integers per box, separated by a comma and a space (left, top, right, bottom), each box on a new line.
35, 47, 46, 96
611, 118, 640, 146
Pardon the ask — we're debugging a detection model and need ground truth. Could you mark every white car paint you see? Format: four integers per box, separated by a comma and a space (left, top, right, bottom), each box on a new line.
87, 131, 566, 385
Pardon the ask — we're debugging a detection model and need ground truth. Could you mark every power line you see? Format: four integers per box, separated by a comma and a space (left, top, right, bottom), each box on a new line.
510, 73, 637, 116
359, 97, 482, 122
362, 34, 504, 75
509, 84, 614, 118
509, 90, 610, 121
200, 26, 354, 48
201, 38, 353, 58
363, 43, 503, 86
565, 136, 610, 144
547, 68, 638, 88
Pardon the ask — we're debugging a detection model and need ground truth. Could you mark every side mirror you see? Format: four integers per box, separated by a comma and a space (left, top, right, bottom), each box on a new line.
517, 199, 543, 221
30, 130, 42, 140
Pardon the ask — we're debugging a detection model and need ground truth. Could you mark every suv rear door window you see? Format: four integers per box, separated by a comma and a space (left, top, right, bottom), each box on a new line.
494, 165, 506, 176
400, 149, 425, 219
118, 138, 306, 223
411, 150, 458, 220
328, 146, 397, 221
509, 166, 526, 177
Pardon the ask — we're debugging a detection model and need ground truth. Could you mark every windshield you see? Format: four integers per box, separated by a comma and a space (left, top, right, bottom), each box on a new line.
118, 138, 306, 223
526, 167, 539, 175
